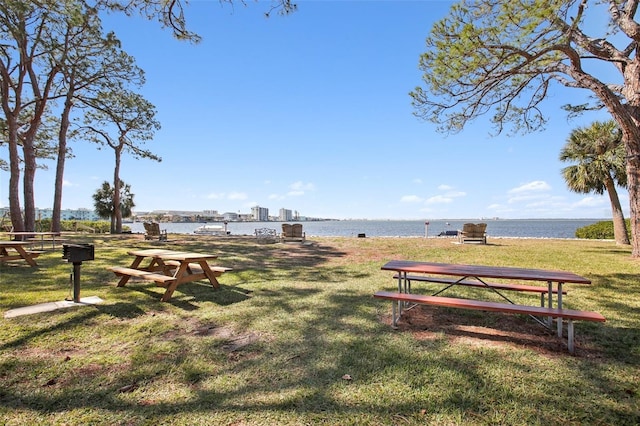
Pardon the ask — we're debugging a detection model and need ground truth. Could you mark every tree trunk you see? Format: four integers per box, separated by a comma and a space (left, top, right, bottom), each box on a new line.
625, 147, 640, 257
618, 60, 640, 257
113, 146, 122, 234
21, 139, 37, 232
7, 124, 24, 234
604, 176, 630, 245
52, 92, 74, 233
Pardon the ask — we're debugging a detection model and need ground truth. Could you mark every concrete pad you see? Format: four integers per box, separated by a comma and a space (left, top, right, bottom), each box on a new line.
4, 296, 104, 318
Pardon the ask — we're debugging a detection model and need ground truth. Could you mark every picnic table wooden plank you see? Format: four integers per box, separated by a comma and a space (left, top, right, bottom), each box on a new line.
382, 259, 593, 342
111, 249, 228, 301
108, 266, 177, 285
373, 291, 606, 353
382, 260, 591, 284
0, 241, 40, 267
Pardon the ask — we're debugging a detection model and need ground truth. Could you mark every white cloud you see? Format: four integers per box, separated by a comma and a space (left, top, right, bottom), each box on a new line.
62, 180, 73, 187
426, 195, 454, 204
444, 190, 466, 198
421, 185, 466, 205
573, 196, 605, 208
413, 178, 423, 184
508, 180, 551, 194
287, 181, 315, 197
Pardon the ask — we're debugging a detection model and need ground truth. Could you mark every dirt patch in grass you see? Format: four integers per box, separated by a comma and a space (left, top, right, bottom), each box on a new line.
382, 304, 603, 358
192, 324, 263, 353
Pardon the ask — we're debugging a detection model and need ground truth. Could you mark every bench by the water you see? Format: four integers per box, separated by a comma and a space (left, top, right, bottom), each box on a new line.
255, 228, 278, 243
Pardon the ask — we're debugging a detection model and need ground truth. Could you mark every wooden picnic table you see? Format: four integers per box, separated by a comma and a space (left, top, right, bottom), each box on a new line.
0, 240, 42, 267
3, 231, 65, 250
108, 248, 232, 302
380, 260, 593, 338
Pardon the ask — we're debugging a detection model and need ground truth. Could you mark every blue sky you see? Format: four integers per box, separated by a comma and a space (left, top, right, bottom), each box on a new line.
3, 0, 627, 220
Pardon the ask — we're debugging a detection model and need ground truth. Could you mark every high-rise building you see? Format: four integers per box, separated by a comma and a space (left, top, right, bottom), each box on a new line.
279, 208, 293, 221
251, 206, 269, 221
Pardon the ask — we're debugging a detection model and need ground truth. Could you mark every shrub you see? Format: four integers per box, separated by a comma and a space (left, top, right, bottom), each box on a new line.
575, 219, 631, 239
35, 219, 130, 234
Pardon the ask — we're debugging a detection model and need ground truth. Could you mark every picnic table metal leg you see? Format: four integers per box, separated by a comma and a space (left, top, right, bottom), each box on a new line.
547, 280, 553, 328
396, 272, 403, 314
567, 319, 574, 353
557, 282, 564, 337
401, 271, 409, 311
391, 299, 398, 328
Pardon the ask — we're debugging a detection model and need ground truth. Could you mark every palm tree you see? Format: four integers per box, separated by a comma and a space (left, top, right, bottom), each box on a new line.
560, 120, 630, 245
92, 180, 135, 234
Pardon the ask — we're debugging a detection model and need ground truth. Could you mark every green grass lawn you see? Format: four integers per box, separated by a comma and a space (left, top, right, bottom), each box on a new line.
1, 234, 638, 425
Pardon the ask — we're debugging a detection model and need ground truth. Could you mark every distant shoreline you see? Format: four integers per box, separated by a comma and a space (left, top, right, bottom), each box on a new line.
128, 218, 605, 239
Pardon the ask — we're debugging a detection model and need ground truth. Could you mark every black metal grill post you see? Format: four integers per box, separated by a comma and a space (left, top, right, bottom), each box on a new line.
62, 244, 95, 303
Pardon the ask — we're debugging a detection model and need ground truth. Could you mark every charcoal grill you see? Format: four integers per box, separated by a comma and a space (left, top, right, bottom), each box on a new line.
62, 244, 95, 303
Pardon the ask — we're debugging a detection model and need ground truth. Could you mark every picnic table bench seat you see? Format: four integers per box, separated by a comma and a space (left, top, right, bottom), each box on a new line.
107, 266, 177, 285
374, 291, 605, 353
1, 250, 44, 262
393, 273, 567, 306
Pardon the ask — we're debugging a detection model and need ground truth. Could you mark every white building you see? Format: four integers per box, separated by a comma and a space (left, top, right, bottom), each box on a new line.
37, 208, 100, 221
279, 208, 293, 221
251, 206, 269, 221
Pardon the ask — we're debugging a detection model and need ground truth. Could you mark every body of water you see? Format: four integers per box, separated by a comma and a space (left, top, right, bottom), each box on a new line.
127, 219, 606, 239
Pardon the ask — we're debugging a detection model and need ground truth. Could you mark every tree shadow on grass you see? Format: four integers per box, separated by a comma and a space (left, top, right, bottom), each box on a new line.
0, 303, 146, 352
108, 281, 253, 310
0, 282, 638, 425
385, 304, 601, 357
3, 237, 637, 424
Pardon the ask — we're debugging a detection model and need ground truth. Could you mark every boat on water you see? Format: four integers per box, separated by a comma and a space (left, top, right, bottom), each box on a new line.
193, 224, 228, 236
